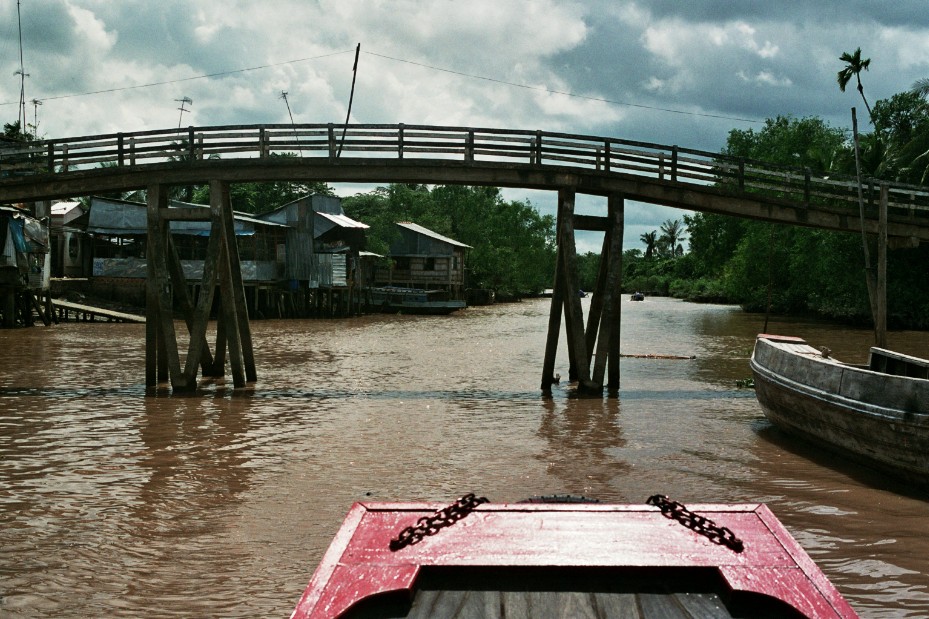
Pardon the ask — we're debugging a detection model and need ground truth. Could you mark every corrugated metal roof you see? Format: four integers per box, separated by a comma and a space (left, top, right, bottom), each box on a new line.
51, 201, 82, 216
87, 197, 287, 235
397, 222, 471, 248
317, 211, 369, 229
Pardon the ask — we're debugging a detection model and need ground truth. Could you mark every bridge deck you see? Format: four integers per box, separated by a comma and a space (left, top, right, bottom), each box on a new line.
2, 123, 927, 241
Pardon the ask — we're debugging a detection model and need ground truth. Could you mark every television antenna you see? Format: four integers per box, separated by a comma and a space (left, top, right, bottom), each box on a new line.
30, 98, 42, 134
175, 96, 193, 127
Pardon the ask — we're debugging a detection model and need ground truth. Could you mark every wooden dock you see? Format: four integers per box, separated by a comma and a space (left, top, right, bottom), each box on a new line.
52, 299, 145, 323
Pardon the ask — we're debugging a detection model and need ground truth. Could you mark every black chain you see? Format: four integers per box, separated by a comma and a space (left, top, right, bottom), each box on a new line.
646, 494, 744, 553
389, 493, 489, 551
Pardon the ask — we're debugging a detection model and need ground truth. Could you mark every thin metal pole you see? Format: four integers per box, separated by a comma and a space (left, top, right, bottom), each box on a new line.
337, 43, 361, 158
17, 0, 27, 130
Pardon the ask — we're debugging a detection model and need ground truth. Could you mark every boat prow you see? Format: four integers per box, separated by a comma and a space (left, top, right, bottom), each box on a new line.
291, 495, 858, 618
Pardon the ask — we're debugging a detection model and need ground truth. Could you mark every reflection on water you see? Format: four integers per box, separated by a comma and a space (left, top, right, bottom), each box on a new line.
1, 297, 928, 617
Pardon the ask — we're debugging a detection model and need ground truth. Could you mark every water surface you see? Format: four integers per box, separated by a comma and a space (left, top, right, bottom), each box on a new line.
1, 296, 927, 617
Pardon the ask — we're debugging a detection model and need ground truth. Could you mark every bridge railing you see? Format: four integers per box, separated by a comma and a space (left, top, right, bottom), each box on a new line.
2, 123, 928, 218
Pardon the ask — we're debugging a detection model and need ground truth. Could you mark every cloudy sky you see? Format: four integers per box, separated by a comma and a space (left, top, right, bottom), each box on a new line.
2, 1, 928, 251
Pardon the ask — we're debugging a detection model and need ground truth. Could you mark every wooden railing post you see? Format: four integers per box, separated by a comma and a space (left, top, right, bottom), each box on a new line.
259, 126, 268, 158
398, 123, 405, 159
803, 167, 811, 205
328, 123, 336, 161
670, 146, 678, 181
604, 140, 611, 173
129, 137, 136, 166
466, 130, 474, 163
738, 159, 745, 191
187, 127, 195, 161
46, 142, 55, 172
535, 130, 543, 165
118, 133, 125, 166
61, 144, 69, 173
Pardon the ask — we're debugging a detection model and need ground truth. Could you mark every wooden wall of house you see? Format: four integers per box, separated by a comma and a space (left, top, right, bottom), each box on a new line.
373, 252, 465, 289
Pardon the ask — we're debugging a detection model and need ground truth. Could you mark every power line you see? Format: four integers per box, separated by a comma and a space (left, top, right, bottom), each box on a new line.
0, 49, 355, 107
363, 50, 764, 125
1, 45, 764, 127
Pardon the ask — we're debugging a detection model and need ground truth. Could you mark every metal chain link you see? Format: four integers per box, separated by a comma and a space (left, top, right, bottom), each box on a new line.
646, 494, 744, 553
389, 493, 489, 551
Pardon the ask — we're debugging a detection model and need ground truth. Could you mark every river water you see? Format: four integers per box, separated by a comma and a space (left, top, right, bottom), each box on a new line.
1, 296, 928, 618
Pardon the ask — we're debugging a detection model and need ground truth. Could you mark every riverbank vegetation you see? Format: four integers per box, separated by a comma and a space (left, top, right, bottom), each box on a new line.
597, 77, 929, 329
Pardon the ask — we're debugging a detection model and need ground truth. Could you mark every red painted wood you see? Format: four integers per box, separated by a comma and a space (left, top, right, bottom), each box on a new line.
290, 502, 859, 619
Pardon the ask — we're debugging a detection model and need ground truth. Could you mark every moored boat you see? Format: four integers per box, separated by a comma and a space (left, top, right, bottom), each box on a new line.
750, 334, 929, 485
366, 286, 466, 315
291, 494, 858, 618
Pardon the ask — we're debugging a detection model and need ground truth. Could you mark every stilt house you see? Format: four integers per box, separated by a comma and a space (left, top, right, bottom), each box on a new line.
84, 196, 288, 307
257, 194, 369, 314
373, 222, 470, 298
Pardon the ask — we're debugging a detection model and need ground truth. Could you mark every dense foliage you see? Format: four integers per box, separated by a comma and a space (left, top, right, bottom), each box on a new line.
343, 184, 557, 297
616, 82, 929, 329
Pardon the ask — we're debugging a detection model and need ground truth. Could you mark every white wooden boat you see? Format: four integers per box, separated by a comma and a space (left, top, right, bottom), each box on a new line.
750, 334, 929, 485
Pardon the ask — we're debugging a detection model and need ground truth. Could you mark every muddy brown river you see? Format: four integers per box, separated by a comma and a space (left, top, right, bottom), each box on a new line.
1, 296, 928, 617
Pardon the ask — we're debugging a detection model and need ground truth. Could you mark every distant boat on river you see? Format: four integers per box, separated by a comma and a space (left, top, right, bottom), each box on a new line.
291, 494, 859, 618
366, 286, 466, 315
750, 334, 929, 486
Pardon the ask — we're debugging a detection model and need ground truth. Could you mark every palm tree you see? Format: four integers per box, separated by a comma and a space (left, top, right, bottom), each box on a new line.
659, 219, 685, 257
911, 78, 929, 99
837, 48, 875, 125
904, 78, 929, 183
640, 231, 657, 259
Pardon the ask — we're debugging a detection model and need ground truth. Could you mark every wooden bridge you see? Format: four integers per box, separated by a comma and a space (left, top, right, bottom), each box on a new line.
2, 123, 928, 395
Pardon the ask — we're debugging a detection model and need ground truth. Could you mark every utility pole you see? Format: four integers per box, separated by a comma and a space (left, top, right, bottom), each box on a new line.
16, 0, 28, 132
280, 90, 302, 155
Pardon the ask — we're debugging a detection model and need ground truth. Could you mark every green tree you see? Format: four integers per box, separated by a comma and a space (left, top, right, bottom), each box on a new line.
3, 120, 32, 141
189, 154, 334, 213
344, 184, 556, 297
837, 47, 875, 124
659, 219, 685, 257
640, 231, 657, 259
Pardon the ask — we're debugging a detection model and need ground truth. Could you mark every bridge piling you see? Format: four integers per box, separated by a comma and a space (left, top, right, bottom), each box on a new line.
541, 188, 601, 396
593, 194, 624, 394
542, 191, 626, 397
144, 180, 256, 392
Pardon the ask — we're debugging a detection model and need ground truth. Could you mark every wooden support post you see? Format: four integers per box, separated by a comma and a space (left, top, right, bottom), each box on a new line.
541, 247, 565, 394
30, 292, 51, 326
217, 228, 246, 388
592, 194, 624, 395
175, 205, 220, 383
166, 233, 215, 379
876, 184, 888, 348
558, 188, 597, 394
146, 184, 189, 391
217, 180, 257, 383
211, 309, 228, 376
585, 221, 612, 365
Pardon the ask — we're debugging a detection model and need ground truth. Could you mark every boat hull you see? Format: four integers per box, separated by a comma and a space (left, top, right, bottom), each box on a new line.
367, 287, 466, 315
750, 335, 929, 485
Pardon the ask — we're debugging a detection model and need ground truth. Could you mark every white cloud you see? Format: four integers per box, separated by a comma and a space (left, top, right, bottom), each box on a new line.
2, 1, 929, 248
